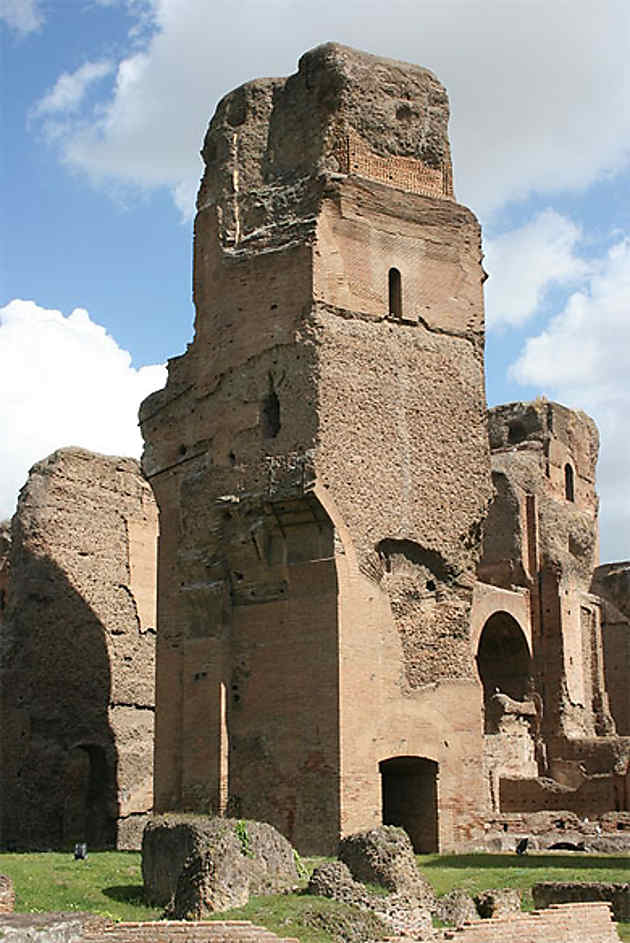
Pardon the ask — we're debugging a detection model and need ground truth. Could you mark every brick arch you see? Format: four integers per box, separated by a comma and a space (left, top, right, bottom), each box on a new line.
476, 611, 533, 734
470, 583, 532, 658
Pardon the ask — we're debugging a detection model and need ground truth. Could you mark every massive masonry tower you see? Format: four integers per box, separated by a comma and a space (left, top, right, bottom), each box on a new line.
140, 44, 493, 854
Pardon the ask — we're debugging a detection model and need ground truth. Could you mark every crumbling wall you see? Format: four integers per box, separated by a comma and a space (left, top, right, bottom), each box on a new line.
0, 447, 157, 850
141, 43, 491, 854
592, 563, 630, 735
479, 400, 611, 741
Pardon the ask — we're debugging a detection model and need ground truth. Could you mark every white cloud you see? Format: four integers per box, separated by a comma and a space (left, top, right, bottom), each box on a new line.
0, 299, 166, 521
30, 0, 630, 218
34, 60, 114, 116
0, 0, 42, 33
510, 238, 630, 563
484, 210, 588, 329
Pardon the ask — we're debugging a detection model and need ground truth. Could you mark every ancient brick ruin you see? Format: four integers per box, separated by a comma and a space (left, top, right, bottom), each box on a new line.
139, 43, 630, 855
0, 448, 158, 850
2, 43, 629, 860
477, 401, 630, 823
140, 43, 493, 855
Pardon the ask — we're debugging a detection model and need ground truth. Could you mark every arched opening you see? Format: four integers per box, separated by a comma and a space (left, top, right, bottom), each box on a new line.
476, 612, 532, 733
379, 755, 438, 852
564, 463, 575, 502
388, 267, 402, 318
63, 744, 116, 849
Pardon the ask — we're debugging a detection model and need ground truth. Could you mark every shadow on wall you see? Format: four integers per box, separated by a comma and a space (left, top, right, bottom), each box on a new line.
1, 547, 118, 850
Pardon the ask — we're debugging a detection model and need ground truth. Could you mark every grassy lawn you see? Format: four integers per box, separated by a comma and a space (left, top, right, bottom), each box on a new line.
0, 851, 159, 922
417, 851, 630, 905
0, 850, 628, 940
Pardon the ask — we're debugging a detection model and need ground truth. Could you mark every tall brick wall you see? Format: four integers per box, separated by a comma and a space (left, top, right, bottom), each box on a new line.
0, 448, 157, 850
141, 43, 491, 854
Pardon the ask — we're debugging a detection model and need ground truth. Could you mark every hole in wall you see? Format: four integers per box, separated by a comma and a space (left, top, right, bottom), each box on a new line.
565, 463, 575, 502
262, 374, 281, 438
388, 267, 402, 318
508, 421, 527, 445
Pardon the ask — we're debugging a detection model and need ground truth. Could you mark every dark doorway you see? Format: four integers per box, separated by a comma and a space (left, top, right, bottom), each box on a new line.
63, 744, 116, 849
379, 755, 438, 852
476, 611, 532, 733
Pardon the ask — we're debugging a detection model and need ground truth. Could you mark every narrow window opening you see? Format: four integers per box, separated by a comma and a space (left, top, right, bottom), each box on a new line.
262, 391, 281, 438
262, 373, 281, 439
388, 267, 402, 318
564, 463, 575, 502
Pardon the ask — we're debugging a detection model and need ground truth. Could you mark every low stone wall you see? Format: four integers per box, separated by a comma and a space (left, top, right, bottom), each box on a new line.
81, 921, 299, 943
499, 773, 617, 815
0, 912, 108, 942
533, 881, 630, 922
481, 809, 630, 853
439, 901, 619, 942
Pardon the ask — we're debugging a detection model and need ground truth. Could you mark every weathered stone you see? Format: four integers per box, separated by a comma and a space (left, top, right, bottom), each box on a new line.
0, 447, 157, 850
338, 826, 434, 906
141, 41, 491, 859
137, 41, 630, 861
0, 912, 109, 942
308, 861, 370, 905
307, 860, 433, 938
434, 890, 478, 927
298, 904, 391, 943
532, 881, 630, 922
142, 815, 298, 916
0, 874, 15, 913
474, 888, 521, 918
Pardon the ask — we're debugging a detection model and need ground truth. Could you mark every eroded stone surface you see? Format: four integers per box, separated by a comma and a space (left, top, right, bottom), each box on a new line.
0, 874, 15, 913
141, 42, 491, 857
142, 815, 298, 916
474, 888, 521, 918
338, 826, 434, 906
307, 860, 433, 939
434, 890, 477, 927
0, 448, 157, 850
533, 881, 630, 922
0, 912, 109, 943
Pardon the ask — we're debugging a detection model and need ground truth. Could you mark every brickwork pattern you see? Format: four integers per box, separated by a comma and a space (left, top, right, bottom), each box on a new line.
81, 920, 299, 943
533, 882, 630, 922
334, 130, 454, 199
439, 901, 619, 942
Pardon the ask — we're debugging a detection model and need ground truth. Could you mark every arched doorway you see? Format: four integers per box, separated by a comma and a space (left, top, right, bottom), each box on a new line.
379, 755, 438, 852
476, 611, 532, 733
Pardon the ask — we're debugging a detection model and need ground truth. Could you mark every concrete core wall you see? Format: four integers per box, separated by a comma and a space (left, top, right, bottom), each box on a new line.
0, 447, 158, 850
141, 43, 491, 854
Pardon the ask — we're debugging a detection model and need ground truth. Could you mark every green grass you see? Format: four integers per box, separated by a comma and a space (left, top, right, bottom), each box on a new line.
0, 850, 628, 940
207, 893, 383, 943
416, 851, 630, 905
417, 853, 630, 941
0, 852, 160, 922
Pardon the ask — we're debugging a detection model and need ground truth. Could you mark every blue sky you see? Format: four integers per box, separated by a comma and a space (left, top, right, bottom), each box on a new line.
1, 0, 629, 562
